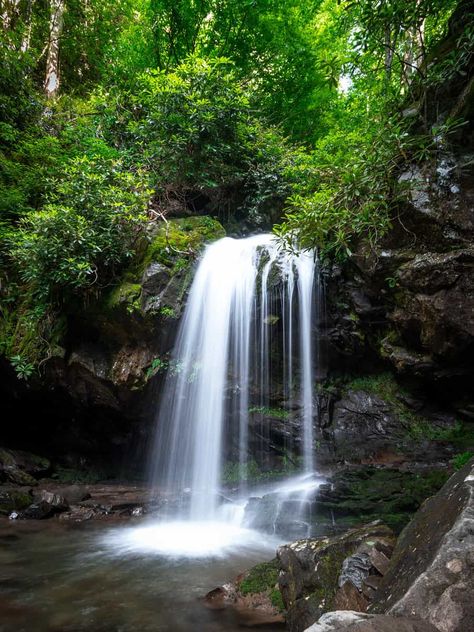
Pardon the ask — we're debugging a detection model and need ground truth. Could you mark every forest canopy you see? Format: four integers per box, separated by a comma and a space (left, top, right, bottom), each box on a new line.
0, 0, 470, 372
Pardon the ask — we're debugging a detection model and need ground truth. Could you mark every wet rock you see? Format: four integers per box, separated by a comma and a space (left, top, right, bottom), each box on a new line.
0, 448, 50, 486
38, 490, 69, 511
277, 523, 395, 632
333, 582, 369, 612
304, 611, 439, 632
203, 559, 285, 627
370, 458, 474, 632
58, 505, 101, 522
18, 501, 58, 520
338, 553, 372, 591
0, 488, 33, 515
61, 485, 90, 504
312, 466, 449, 534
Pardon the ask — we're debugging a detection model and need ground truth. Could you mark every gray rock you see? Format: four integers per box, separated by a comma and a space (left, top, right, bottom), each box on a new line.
370, 458, 474, 632
18, 501, 58, 520
338, 553, 372, 590
304, 611, 438, 632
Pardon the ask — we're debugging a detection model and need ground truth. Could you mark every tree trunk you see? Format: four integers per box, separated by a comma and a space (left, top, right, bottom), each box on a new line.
21, 0, 35, 52
2, 0, 20, 31
44, 0, 65, 99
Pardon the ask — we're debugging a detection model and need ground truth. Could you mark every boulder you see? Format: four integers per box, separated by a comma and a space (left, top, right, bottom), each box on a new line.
0, 448, 50, 486
277, 523, 395, 632
304, 611, 439, 632
17, 501, 58, 520
370, 458, 474, 632
0, 488, 33, 515
203, 559, 285, 627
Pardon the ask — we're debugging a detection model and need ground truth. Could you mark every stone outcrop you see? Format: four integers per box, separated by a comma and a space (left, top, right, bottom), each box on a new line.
369, 458, 474, 632
0, 448, 50, 486
277, 523, 395, 632
0, 217, 225, 477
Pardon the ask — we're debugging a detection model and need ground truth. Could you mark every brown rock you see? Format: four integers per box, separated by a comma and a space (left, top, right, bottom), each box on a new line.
367, 548, 390, 576
334, 582, 369, 612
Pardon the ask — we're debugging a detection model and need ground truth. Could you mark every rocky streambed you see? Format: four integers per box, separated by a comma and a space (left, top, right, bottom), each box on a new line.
205, 457, 474, 632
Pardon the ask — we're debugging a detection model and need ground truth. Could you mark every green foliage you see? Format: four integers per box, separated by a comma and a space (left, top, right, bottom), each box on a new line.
453, 451, 474, 470
98, 56, 292, 222
159, 306, 176, 319
275, 120, 408, 259
248, 406, 290, 420
9, 155, 150, 302
146, 356, 169, 379
0, 0, 467, 370
9, 354, 35, 380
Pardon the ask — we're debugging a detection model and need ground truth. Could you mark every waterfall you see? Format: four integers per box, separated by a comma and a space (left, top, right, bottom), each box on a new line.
150, 233, 319, 521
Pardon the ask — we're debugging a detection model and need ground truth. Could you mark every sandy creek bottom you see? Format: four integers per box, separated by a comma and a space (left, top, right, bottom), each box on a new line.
0, 518, 284, 632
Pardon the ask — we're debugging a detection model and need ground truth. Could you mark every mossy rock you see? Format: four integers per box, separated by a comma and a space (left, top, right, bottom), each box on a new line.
143, 216, 226, 270
105, 282, 142, 313
0, 489, 33, 515
316, 467, 449, 533
99, 216, 225, 321
239, 559, 285, 611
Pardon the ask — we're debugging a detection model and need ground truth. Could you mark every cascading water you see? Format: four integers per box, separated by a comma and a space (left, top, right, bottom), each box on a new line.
150, 233, 321, 524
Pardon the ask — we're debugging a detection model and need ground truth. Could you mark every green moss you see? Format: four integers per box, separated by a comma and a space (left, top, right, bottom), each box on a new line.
105, 281, 141, 313
0, 489, 32, 515
249, 406, 290, 420
52, 466, 107, 484
344, 372, 402, 402
453, 451, 474, 470
343, 372, 471, 445
143, 216, 225, 269
321, 467, 449, 533
270, 588, 285, 610
240, 559, 279, 595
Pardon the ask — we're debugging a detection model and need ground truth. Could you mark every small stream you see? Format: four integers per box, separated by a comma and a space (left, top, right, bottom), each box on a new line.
0, 518, 282, 632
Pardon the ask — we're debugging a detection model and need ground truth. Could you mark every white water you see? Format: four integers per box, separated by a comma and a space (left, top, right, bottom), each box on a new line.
150, 233, 320, 535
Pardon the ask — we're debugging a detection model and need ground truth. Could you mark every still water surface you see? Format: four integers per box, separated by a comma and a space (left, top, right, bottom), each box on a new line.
0, 518, 282, 632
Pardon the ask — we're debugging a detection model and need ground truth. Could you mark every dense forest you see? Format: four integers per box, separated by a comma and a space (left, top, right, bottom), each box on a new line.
1, 0, 469, 376
1, 3, 474, 632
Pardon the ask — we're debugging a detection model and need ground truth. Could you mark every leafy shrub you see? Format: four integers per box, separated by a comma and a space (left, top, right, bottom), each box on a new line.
9, 154, 150, 302
97, 56, 292, 222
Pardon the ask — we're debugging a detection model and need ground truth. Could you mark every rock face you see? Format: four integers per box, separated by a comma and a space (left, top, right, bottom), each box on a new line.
321, 3, 474, 410
0, 216, 225, 477
369, 458, 474, 632
0, 448, 50, 486
277, 523, 395, 632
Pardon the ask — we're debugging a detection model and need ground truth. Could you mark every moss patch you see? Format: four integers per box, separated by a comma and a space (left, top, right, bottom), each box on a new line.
0, 489, 33, 515
239, 558, 284, 611
105, 282, 142, 313
321, 467, 449, 532
143, 216, 225, 269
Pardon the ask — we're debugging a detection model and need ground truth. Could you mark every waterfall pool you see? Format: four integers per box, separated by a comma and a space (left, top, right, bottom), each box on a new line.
0, 518, 283, 632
